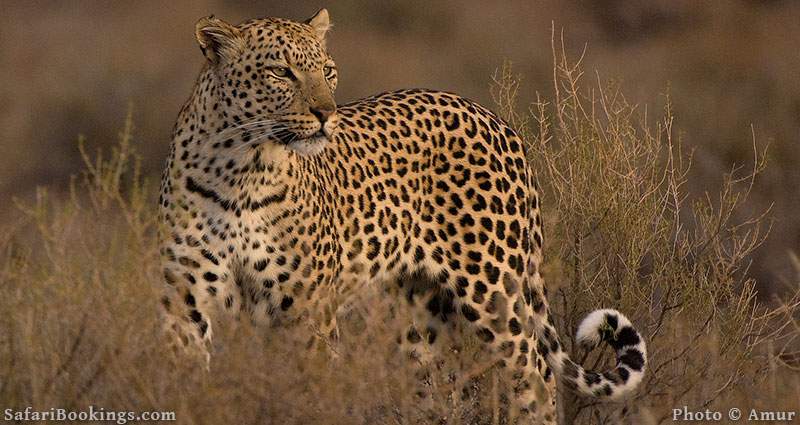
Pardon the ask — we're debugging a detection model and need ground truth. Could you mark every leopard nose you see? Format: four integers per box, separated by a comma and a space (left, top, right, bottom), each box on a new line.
310, 104, 336, 123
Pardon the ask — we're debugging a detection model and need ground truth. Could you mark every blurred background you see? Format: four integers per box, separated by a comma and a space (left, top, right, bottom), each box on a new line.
1, 0, 798, 291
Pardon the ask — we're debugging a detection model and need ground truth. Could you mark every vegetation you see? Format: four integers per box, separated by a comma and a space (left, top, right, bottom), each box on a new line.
491, 39, 800, 423
1, 47, 798, 424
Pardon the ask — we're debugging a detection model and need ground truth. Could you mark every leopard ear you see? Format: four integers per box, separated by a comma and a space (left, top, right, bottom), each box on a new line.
305, 8, 331, 42
195, 15, 243, 64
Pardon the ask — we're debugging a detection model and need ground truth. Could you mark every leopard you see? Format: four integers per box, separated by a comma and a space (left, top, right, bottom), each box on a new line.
158, 8, 647, 424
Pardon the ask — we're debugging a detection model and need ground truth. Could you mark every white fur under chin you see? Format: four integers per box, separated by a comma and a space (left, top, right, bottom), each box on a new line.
287, 135, 328, 156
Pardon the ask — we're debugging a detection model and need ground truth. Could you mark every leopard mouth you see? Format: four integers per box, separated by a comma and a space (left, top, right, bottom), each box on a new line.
278, 116, 338, 149
302, 130, 329, 145
277, 129, 326, 145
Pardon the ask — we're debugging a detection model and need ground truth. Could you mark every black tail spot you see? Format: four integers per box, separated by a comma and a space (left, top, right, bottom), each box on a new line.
610, 326, 641, 350
604, 312, 619, 331
619, 348, 645, 371
584, 371, 601, 386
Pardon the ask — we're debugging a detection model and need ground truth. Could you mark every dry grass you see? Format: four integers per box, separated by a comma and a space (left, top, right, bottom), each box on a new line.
2, 50, 799, 425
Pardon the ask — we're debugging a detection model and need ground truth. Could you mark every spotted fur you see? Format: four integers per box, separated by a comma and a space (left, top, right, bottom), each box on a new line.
158, 9, 647, 423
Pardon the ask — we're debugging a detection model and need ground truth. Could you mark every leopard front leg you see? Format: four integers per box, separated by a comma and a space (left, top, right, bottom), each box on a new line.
305, 296, 341, 357
159, 242, 237, 365
235, 251, 342, 358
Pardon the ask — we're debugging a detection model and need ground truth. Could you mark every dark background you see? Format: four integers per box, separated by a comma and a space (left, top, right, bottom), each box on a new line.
2, 0, 798, 289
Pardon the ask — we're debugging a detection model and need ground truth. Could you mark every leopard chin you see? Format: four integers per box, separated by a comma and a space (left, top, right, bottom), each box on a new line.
287, 134, 328, 156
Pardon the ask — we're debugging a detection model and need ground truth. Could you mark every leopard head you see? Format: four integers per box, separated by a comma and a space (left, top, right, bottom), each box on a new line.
195, 9, 339, 156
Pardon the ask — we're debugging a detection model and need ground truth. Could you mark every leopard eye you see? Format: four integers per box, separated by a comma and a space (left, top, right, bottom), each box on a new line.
268, 66, 292, 79
323, 65, 336, 79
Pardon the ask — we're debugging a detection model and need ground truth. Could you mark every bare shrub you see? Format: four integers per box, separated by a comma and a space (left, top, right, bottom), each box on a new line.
491, 35, 800, 424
